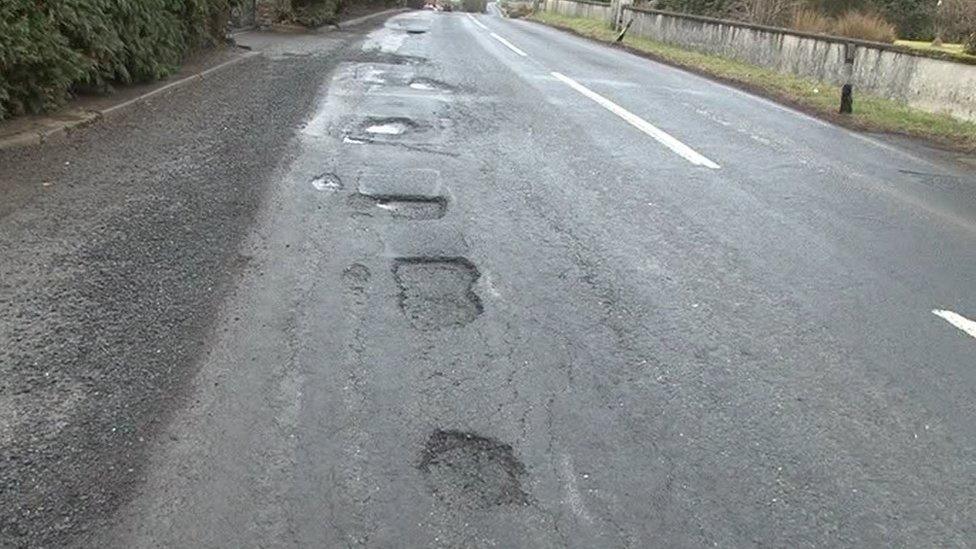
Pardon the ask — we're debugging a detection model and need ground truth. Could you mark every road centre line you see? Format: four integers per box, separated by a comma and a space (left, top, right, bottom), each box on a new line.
466, 12, 489, 30
933, 310, 976, 340
550, 72, 721, 169
490, 32, 529, 57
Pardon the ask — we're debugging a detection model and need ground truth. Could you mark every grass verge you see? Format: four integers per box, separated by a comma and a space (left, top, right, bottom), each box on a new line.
895, 40, 976, 63
529, 11, 976, 152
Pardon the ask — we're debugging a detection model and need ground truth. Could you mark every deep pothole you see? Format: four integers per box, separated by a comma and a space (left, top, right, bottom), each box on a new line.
408, 78, 452, 92
348, 194, 446, 220
311, 172, 342, 191
419, 430, 528, 509
393, 257, 482, 330
363, 117, 418, 136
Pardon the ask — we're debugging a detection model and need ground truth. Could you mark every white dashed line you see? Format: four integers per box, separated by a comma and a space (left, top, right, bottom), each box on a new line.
466, 12, 489, 30
490, 32, 528, 57
933, 310, 976, 340
551, 72, 720, 169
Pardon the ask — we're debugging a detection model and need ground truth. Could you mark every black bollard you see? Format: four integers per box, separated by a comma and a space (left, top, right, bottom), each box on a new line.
840, 84, 853, 114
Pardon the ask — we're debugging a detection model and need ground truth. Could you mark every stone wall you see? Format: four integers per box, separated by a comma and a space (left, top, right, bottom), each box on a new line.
545, 0, 613, 22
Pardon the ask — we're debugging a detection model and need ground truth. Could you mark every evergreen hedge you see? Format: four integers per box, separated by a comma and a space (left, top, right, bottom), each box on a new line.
0, 0, 230, 120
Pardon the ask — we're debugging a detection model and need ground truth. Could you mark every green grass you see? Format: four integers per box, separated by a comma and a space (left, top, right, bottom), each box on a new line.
529, 12, 976, 151
895, 40, 975, 62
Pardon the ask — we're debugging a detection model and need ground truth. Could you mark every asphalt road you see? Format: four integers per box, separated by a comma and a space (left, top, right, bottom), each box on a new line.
2, 6, 976, 548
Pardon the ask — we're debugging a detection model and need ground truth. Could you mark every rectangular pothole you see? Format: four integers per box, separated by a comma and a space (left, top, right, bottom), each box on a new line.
393, 257, 482, 330
348, 194, 447, 220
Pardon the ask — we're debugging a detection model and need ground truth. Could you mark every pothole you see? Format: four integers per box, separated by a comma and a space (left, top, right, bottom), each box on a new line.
311, 172, 342, 191
406, 29, 428, 34
342, 263, 371, 291
353, 52, 428, 66
393, 258, 482, 329
362, 117, 418, 136
419, 430, 528, 509
347, 194, 447, 220
408, 78, 452, 92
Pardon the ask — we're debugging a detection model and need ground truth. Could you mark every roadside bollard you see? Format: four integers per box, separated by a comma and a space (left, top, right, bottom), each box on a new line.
840, 43, 855, 114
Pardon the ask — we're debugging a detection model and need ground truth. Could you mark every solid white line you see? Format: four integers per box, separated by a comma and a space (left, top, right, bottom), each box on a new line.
490, 32, 528, 57
466, 12, 489, 30
933, 310, 976, 340
551, 72, 720, 169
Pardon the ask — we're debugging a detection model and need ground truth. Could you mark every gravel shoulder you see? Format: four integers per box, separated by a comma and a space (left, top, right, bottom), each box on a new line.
0, 27, 363, 547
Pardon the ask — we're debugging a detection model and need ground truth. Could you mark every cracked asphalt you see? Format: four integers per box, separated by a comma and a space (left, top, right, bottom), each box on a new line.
3, 6, 976, 548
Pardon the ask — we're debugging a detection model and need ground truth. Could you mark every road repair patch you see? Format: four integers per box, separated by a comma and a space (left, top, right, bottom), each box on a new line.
393, 257, 482, 329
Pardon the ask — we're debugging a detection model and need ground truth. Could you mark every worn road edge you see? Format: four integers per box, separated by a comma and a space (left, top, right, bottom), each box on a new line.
0, 51, 261, 153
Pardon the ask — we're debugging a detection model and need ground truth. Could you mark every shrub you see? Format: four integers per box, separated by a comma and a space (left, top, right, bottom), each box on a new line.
505, 2, 535, 19
875, 0, 934, 41
791, 8, 831, 33
292, 0, 342, 26
966, 32, 976, 55
0, 0, 230, 121
830, 10, 897, 43
934, 0, 976, 43
731, 0, 801, 26
0, 2, 87, 119
655, 0, 736, 17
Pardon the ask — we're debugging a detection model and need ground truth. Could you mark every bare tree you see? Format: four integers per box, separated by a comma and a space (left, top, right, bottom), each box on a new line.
935, 0, 976, 43
732, 0, 802, 26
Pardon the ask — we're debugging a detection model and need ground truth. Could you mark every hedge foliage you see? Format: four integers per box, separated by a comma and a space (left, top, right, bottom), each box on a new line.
292, 0, 343, 26
0, 0, 230, 120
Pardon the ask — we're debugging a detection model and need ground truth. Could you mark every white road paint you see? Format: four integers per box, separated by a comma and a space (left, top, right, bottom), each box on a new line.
551, 72, 720, 169
933, 310, 976, 340
490, 32, 528, 57
466, 12, 489, 30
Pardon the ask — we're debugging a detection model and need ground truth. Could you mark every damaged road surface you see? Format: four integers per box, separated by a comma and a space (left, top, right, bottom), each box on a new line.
3, 6, 976, 548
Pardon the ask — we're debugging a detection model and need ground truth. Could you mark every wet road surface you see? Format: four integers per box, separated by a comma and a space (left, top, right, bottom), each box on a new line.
2, 7, 976, 548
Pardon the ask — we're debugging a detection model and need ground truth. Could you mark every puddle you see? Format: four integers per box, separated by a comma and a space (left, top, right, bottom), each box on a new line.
348, 194, 446, 220
408, 78, 452, 92
393, 258, 482, 329
362, 117, 417, 136
311, 173, 342, 191
366, 122, 409, 135
419, 430, 528, 509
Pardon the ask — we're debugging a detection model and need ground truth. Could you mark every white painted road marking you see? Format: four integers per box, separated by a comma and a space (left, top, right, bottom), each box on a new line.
490, 32, 529, 57
933, 310, 976, 340
466, 12, 489, 30
551, 72, 721, 169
